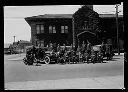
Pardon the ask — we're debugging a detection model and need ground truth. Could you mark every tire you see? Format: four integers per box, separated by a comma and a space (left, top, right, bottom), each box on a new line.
44, 56, 50, 64
23, 58, 28, 65
27, 60, 33, 65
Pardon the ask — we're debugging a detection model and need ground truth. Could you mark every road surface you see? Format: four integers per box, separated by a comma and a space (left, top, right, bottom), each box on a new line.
4, 53, 124, 89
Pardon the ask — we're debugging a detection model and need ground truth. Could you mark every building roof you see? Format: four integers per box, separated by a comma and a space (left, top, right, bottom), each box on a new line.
18, 40, 31, 44
25, 14, 123, 19
99, 14, 123, 18
27, 14, 73, 19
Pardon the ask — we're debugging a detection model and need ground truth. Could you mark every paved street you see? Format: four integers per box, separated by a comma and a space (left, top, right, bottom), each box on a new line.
4, 53, 124, 89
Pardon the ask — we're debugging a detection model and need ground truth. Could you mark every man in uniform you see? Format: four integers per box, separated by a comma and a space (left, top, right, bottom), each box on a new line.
63, 44, 67, 52
86, 40, 92, 63
53, 43, 57, 52
87, 40, 92, 55
57, 44, 61, 52
101, 41, 106, 57
81, 41, 86, 54
105, 43, 111, 60
48, 42, 53, 51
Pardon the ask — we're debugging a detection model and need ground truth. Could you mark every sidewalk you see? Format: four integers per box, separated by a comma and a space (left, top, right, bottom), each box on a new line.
5, 75, 124, 90
5, 53, 26, 61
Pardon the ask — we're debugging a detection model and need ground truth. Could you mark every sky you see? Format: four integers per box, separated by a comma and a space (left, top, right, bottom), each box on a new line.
4, 3, 123, 44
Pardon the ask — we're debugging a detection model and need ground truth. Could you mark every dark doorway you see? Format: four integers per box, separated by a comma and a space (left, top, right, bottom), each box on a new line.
77, 31, 101, 46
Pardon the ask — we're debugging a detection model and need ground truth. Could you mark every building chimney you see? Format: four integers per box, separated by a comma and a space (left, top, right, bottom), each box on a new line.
81, 5, 93, 10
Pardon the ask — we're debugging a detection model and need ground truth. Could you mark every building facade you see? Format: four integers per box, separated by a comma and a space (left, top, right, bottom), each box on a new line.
25, 5, 123, 50
25, 14, 73, 46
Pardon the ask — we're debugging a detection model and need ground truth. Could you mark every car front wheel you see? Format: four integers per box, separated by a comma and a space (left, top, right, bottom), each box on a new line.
44, 56, 50, 64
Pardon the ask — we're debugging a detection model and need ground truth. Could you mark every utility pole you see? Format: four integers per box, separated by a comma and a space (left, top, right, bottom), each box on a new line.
13, 36, 16, 43
116, 4, 120, 55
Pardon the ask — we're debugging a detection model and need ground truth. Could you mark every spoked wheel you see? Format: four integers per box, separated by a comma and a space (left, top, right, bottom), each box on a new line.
33, 58, 40, 65
33, 58, 38, 63
44, 56, 50, 64
23, 58, 28, 65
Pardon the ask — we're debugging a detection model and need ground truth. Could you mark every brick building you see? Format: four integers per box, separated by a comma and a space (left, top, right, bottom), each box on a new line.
25, 5, 123, 50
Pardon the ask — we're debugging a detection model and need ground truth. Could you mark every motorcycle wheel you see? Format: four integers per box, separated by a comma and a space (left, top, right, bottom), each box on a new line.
44, 56, 50, 64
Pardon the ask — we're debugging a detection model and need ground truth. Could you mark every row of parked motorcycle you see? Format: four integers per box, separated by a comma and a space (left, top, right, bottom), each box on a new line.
23, 45, 115, 65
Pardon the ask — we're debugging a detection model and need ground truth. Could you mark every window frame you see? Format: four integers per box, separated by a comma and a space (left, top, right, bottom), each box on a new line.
36, 24, 45, 34
61, 25, 68, 33
49, 25, 56, 33
36, 25, 40, 34
40, 25, 44, 33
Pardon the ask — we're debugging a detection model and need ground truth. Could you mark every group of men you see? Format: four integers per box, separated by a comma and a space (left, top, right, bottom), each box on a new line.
30, 40, 114, 61
47, 43, 68, 53
77, 41, 92, 56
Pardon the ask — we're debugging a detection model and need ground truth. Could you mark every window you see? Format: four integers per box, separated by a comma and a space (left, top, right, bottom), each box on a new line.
65, 26, 68, 33
53, 26, 56, 33
49, 26, 56, 33
36, 25, 40, 34
61, 26, 68, 33
41, 25, 44, 33
61, 26, 64, 33
83, 21, 88, 29
49, 26, 52, 33
36, 24, 44, 34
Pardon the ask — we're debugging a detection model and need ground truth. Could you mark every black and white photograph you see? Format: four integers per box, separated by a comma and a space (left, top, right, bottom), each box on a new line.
4, 3, 124, 90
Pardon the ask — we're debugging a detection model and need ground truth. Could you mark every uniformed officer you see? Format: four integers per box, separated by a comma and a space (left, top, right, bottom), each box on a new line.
101, 41, 106, 57
63, 44, 67, 52
32, 45, 36, 54
81, 41, 86, 54
70, 44, 74, 51
105, 43, 111, 60
57, 44, 61, 52
49, 42, 53, 51
53, 43, 57, 52
87, 40, 92, 56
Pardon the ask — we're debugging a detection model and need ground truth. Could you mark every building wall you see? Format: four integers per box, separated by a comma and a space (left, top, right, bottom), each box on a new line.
30, 19, 73, 46
73, 6, 100, 47
100, 18, 124, 50
30, 23, 37, 46
26, 14, 123, 52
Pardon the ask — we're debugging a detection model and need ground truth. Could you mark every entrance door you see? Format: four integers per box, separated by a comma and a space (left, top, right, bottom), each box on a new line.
77, 31, 100, 46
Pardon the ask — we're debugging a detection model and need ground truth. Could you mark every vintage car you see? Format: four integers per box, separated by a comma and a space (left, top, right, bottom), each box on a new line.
84, 45, 104, 63
44, 51, 59, 64
92, 45, 104, 63
23, 46, 50, 65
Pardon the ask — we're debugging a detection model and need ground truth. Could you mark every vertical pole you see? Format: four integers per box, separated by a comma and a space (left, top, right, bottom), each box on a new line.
116, 4, 120, 55
123, 21, 124, 32
72, 17, 75, 47
13, 36, 16, 43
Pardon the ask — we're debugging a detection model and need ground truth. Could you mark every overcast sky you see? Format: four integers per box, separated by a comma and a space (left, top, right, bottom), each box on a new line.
4, 3, 123, 44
